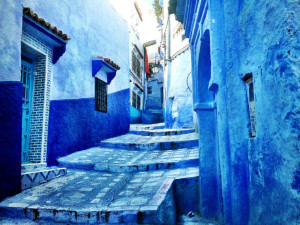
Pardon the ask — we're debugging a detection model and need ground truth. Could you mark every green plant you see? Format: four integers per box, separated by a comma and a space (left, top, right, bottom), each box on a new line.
153, 0, 162, 18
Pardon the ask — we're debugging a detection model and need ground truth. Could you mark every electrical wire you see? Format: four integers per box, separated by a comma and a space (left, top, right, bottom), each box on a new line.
186, 72, 192, 92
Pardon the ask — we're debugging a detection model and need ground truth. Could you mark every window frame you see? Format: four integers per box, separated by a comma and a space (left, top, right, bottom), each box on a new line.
131, 90, 142, 110
131, 52, 141, 80
147, 86, 152, 95
95, 77, 107, 113
244, 74, 256, 137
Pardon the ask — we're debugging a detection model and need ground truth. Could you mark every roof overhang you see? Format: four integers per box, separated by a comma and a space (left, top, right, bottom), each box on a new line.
22, 11, 70, 64
92, 59, 119, 85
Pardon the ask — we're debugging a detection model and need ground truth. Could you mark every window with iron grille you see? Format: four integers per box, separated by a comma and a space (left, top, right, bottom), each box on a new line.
244, 73, 256, 137
137, 95, 141, 109
132, 52, 136, 73
147, 86, 152, 94
132, 91, 137, 108
95, 77, 107, 113
132, 52, 141, 79
131, 91, 141, 110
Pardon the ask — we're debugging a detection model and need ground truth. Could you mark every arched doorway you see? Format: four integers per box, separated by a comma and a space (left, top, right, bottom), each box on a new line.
195, 29, 220, 218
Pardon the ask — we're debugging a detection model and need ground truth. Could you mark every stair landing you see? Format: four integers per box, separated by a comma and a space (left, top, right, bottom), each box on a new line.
0, 168, 199, 224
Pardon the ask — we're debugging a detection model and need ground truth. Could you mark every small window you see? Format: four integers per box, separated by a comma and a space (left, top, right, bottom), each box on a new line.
131, 91, 141, 110
95, 77, 107, 113
147, 86, 152, 94
244, 74, 256, 137
137, 95, 141, 109
136, 59, 141, 78
132, 91, 137, 108
132, 52, 141, 79
132, 52, 136, 73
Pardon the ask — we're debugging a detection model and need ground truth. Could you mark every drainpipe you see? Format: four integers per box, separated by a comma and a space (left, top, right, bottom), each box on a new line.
165, 14, 172, 128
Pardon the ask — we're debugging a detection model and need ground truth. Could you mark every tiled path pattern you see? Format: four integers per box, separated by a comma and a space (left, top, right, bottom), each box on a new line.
0, 124, 220, 224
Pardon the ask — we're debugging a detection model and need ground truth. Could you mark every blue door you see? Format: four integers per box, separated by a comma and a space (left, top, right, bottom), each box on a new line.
21, 57, 34, 163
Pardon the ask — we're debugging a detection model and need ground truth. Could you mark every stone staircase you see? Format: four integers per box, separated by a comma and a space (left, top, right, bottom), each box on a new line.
0, 124, 219, 224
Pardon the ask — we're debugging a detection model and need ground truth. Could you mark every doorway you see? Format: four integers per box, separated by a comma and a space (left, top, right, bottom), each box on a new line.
21, 54, 35, 163
196, 29, 221, 218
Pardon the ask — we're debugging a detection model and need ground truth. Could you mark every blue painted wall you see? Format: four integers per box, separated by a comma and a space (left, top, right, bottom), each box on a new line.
143, 66, 164, 124
130, 105, 142, 124
0, 1, 22, 82
0, 0, 23, 201
22, 0, 130, 99
20, 0, 131, 164
177, 0, 300, 224
47, 89, 130, 166
145, 80, 163, 110
0, 82, 22, 200
166, 49, 194, 128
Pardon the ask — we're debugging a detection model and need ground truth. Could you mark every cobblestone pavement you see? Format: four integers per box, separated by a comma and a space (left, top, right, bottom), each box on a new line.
100, 132, 198, 150
58, 147, 199, 172
0, 168, 199, 224
102, 132, 198, 144
0, 124, 201, 224
130, 123, 165, 130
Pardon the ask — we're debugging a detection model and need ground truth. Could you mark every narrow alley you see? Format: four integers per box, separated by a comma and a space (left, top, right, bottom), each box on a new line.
0, 0, 299, 224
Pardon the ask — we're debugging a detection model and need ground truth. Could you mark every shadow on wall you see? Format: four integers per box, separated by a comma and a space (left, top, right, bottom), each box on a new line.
47, 89, 130, 166
0, 82, 22, 201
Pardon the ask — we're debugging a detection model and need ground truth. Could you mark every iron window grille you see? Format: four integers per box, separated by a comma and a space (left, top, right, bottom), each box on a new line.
95, 77, 107, 113
137, 95, 141, 109
132, 91, 137, 108
131, 91, 141, 110
244, 73, 256, 137
132, 52, 141, 79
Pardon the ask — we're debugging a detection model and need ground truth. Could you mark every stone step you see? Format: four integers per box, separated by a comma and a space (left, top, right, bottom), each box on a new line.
130, 123, 165, 131
130, 128, 195, 136
0, 168, 199, 224
100, 133, 199, 150
58, 147, 199, 173
21, 167, 67, 190
21, 163, 47, 172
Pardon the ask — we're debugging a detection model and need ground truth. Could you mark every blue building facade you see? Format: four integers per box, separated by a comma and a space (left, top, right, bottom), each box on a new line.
162, 10, 194, 129
0, 0, 130, 200
129, 27, 145, 124
171, 0, 300, 224
143, 65, 164, 124
165, 46, 194, 129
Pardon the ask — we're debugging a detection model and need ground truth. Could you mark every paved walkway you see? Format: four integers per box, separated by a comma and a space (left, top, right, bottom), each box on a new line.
0, 124, 217, 224
0, 168, 199, 224
100, 132, 198, 150
58, 147, 199, 172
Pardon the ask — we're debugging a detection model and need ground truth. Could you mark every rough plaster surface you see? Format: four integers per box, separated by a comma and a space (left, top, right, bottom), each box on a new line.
166, 49, 194, 128
47, 89, 130, 166
0, 0, 22, 81
180, 0, 300, 224
233, 1, 300, 224
0, 82, 22, 200
21, 0, 130, 99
